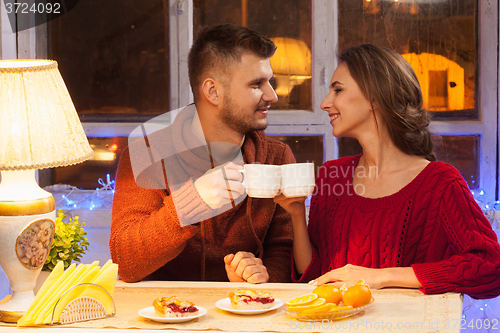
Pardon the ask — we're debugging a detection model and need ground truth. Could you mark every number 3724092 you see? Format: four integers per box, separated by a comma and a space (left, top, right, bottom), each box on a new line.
445, 318, 499, 330
5, 2, 61, 14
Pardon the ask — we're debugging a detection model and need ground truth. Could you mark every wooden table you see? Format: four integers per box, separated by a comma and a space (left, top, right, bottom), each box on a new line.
0, 280, 463, 332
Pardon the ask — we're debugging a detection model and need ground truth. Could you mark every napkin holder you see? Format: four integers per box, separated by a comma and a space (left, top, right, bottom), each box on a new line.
50, 283, 116, 325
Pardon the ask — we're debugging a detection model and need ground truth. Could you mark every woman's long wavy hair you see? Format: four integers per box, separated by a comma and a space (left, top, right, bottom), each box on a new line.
339, 44, 436, 161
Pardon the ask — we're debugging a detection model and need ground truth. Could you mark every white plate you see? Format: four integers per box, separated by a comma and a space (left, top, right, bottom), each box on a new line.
138, 306, 207, 323
215, 297, 283, 315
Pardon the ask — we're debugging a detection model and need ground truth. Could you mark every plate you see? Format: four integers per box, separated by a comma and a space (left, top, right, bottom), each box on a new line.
285, 298, 375, 322
138, 306, 207, 323
215, 298, 284, 315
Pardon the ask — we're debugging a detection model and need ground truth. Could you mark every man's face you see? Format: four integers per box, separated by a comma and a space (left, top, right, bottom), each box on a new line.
219, 53, 278, 135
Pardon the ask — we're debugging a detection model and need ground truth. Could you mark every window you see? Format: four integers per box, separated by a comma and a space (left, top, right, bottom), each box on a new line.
194, 0, 313, 111
50, 136, 128, 189
337, 0, 496, 194
49, 0, 170, 122
4, 0, 497, 200
339, 0, 477, 119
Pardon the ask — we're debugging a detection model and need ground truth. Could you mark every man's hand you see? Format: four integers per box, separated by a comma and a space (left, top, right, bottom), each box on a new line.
224, 252, 269, 284
194, 162, 245, 209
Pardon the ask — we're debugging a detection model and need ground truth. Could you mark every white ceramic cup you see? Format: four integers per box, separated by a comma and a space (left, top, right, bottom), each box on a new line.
240, 164, 282, 198
280, 162, 315, 197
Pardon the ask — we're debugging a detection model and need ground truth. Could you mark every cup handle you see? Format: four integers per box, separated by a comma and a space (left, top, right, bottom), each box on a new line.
238, 169, 245, 187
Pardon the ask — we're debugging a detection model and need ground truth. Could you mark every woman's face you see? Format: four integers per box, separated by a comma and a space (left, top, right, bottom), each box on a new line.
320, 63, 375, 139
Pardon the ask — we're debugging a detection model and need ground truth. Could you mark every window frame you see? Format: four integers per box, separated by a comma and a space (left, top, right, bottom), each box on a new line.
428, 0, 498, 200
4, 0, 498, 201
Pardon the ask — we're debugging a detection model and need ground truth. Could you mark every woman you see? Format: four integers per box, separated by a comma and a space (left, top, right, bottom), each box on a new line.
275, 44, 500, 298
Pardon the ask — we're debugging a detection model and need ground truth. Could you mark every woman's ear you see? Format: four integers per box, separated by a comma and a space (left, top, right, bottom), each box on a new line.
201, 78, 220, 106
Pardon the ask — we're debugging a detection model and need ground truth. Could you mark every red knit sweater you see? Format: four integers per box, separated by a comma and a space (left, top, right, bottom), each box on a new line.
293, 155, 500, 299
110, 106, 295, 283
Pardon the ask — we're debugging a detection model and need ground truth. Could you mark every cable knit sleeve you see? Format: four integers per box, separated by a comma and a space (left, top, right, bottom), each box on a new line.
110, 147, 209, 282
412, 174, 500, 299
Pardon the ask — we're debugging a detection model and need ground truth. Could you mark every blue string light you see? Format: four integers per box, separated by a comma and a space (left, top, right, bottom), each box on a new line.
473, 189, 500, 229
45, 176, 115, 211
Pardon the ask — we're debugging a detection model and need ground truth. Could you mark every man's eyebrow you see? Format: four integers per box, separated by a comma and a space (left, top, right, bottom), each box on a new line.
249, 77, 273, 84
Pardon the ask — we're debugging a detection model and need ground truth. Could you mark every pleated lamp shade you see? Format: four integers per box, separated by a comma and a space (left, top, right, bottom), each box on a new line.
269, 38, 312, 98
0, 59, 93, 171
270, 37, 312, 77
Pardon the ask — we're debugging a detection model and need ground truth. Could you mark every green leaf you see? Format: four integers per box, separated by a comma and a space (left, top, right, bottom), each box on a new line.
44, 211, 89, 271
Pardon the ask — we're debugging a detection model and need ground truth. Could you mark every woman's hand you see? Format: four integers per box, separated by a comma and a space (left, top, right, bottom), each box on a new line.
274, 193, 312, 274
308, 264, 386, 289
273, 193, 307, 218
308, 264, 422, 290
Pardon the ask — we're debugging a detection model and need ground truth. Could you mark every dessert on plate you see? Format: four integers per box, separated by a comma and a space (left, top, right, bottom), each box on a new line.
153, 296, 199, 317
229, 289, 275, 310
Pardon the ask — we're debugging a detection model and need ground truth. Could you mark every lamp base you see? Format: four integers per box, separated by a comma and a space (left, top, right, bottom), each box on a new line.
0, 291, 35, 323
0, 211, 55, 322
0, 170, 56, 322
0, 309, 24, 323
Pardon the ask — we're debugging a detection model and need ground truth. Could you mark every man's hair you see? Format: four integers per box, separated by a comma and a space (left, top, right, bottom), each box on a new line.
188, 24, 276, 101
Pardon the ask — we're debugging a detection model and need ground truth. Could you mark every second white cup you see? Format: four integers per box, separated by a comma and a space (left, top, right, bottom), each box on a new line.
280, 162, 315, 197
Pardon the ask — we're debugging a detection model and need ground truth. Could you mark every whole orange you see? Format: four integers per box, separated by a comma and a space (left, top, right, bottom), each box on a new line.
342, 283, 372, 308
312, 284, 342, 305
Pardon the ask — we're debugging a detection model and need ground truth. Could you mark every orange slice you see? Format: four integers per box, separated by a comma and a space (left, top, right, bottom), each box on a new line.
287, 298, 326, 312
329, 305, 353, 312
285, 293, 318, 307
301, 302, 337, 313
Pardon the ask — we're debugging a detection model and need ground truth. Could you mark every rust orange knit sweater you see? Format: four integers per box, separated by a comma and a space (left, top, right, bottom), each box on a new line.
110, 107, 295, 283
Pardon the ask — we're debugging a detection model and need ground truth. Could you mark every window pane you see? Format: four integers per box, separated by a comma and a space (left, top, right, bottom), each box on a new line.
193, 0, 312, 111
48, 1, 169, 122
339, 0, 477, 120
434, 135, 479, 189
268, 136, 323, 176
338, 135, 479, 190
47, 137, 128, 189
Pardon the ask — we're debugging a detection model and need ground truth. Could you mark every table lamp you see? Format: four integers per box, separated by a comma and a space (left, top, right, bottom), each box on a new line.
269, 37, 312, 100
0, 60, 93, 322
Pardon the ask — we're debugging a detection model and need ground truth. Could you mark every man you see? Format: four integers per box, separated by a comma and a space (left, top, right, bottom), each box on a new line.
110, 24, 295, 284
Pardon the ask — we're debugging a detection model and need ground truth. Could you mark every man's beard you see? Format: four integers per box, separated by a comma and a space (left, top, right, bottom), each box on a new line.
220, 95, 269, 134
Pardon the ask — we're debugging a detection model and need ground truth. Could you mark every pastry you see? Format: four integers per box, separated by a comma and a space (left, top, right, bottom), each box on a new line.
153, 296, 199, 317
229, 289, 275, 310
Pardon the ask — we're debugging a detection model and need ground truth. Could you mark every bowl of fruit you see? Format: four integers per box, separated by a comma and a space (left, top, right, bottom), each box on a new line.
285, 280, 374, 321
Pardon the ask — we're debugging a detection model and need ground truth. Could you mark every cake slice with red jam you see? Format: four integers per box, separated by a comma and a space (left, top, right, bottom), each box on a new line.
153, 296, 199, 317
229, 289, 275, 310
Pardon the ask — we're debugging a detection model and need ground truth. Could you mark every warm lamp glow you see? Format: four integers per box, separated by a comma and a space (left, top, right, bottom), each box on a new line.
0, 59, 93, 322
270, 37, 312, 98
402, 53, 464, 111
0, 60, 93, 171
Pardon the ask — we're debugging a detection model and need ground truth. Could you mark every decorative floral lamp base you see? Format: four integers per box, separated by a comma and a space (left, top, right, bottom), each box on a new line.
0, 171, 56, 323
0, 212, 56, 323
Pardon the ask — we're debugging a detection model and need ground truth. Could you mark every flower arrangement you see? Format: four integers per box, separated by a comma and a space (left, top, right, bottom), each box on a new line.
43, 209, 90, 271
